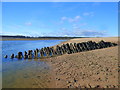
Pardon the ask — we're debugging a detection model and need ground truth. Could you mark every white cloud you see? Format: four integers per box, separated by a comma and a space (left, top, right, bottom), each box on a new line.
83, 12, 94, 17
80, 30, 107, 37
80, 23, 87, 26
61, 16, 67, 21
60, 15, 81, 23
60, 27, 67, 31
60, 17, 67, 23
75, 16, 81, 19
55, 26, 107, 37
1, 29, 107, 37
72, 23, 87, 29
72, 24, 80, 29
0, 31, 23, 36
25, 22, 32, 26
68, 16, 81, 23
83, 13, 89, 16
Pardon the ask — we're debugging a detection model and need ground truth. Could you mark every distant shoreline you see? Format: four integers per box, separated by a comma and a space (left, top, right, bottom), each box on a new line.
0, 36, 118, 41
0, 36, 88, 41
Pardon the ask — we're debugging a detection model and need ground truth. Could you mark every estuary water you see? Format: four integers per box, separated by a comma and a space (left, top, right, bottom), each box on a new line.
1, 40, 66, 88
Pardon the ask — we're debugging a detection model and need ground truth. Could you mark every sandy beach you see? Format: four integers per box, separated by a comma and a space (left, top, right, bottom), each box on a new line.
42, 37, 119, 88
2, 37, 119, 88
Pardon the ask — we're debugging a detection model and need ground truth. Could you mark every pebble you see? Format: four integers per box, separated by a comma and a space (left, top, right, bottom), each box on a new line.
37, 76, 40, 78
106, 68, 109, 71
67, 81, 71, 84
96, 72, 99, 75
74, 78, 77, 82
95, 85, 100, 88
91, 85, 95, 88
56, 78, 60, 80
88, 84, 92, 88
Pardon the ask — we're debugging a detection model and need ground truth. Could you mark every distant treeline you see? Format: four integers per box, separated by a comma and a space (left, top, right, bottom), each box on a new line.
1, 35, 30, 38
0, 35, 91, 39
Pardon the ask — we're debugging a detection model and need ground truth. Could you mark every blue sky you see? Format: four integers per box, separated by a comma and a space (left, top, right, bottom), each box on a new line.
2, 2, 118, 37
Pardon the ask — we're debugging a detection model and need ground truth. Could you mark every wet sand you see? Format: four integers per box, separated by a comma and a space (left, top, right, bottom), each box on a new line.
2, 60, 56, 88
42, 37, 119, 88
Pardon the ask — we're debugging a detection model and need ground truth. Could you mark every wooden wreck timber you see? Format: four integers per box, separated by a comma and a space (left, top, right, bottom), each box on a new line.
10, 54, 14, 59
4, 40, 118, 59
4, 55, 8, 58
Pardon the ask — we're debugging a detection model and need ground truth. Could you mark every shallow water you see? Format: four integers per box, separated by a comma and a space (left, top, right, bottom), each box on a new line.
1, 40, 66, 88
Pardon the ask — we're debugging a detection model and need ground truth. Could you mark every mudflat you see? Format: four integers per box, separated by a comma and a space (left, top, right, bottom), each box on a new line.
43, 37, 119, 88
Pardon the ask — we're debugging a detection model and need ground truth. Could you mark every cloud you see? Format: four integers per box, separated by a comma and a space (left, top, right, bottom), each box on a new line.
72, 24, 80, 29
83, 12, 94, 17
60, 27, 67, 31
56, 26, 107, 37
68, 16, 81, 23
61, 16, 67, 21
25, 22, 32, 26
80, 30, 107, 37
72, 23, 87, 29
1, 29, 107, 37
60, 16, 67, 23
60, 15, 81, 23
80, 23, 87, 26
0, 31, 23, 36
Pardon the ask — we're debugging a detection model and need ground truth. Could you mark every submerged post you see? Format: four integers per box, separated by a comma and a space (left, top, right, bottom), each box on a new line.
24, 51, 28, 59
18, 52, 23, 59
28, 50, 32, 59
4, 55, 8, 58
10, 54, 14, 59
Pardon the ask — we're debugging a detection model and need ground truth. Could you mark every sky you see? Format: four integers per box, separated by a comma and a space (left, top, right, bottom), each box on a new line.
1, 2, 118, 37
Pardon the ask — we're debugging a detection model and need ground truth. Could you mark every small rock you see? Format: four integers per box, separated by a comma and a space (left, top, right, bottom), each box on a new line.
56, 78, 60, 80
106, 68, 109, 71
95, 85, 100, 88
47, 80, 50, 82
74, 78, 77, 82
37, 76, 40, 78
105, 85, 109, 88
91, 85, 95, 88
88, 84, 92, 88
67, 81, 71, 83
113, 85, 116, 88
96, 72, 99, 74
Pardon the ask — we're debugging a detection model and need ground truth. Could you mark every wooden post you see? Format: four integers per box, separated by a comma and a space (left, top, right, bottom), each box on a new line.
28, 50, 32, 59
4, 55, 8, 58
40, 48, 44, 57
10, 54, 14, 59
66, 43, 72, 54
18, 52, 23, 59
24, 51, 28, 59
